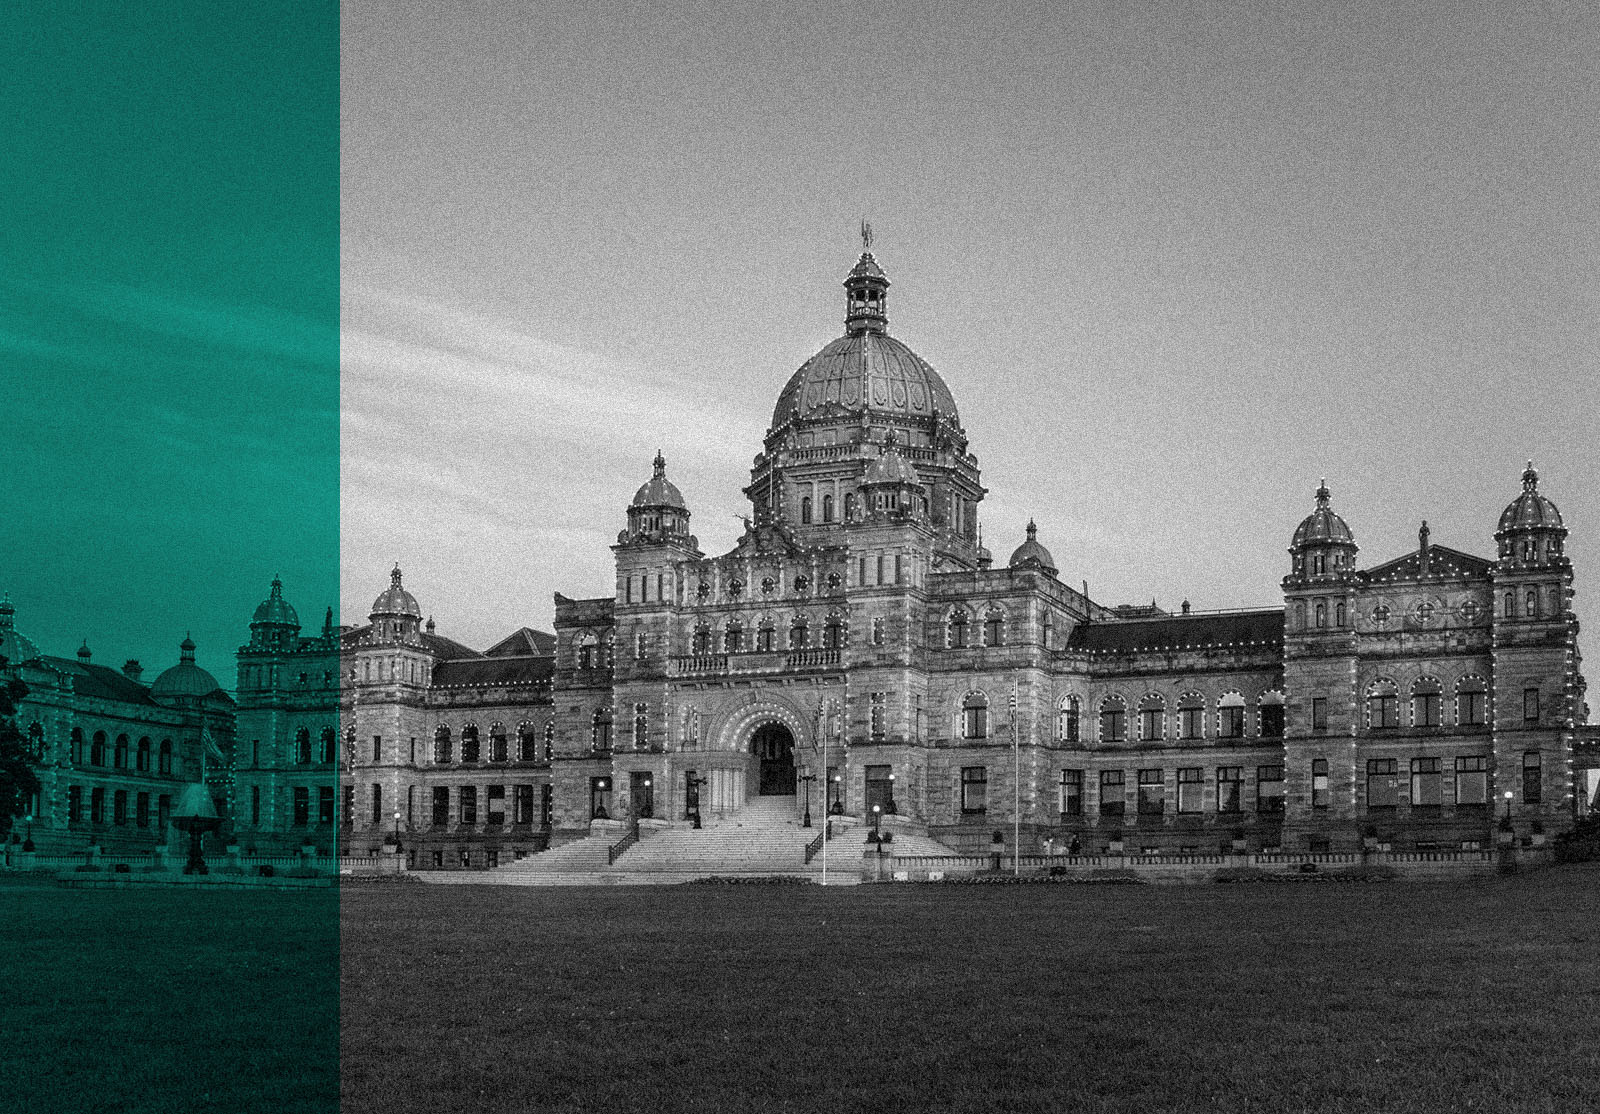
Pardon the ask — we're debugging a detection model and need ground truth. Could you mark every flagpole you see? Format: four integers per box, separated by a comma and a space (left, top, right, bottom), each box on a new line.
1011, 682, 1019, 876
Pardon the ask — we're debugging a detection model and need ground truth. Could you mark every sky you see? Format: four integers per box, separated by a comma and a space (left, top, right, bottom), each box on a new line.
2, 6, 338, 685
341, 0, 1599, 656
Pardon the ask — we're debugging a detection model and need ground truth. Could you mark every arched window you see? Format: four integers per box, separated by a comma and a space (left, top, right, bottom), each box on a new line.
1504, 591, 1516, 619
1411, 678, 1442, 729
490, 724, 508, 762
295, 727, 312, 765
1335, 601, 1346, 627
823, 613, 844, 649
1456, 675, 1487, 727
71, 727, 84, 764
1314, 602, 1327, 628
1366, 679, 1399, 730
433, 726, 453, 764
1178, 692, 1206, 740
136, 736, 151, 772
577, 633, 597, 669
1137, 694, 1164, 742
948, 609, 969, 649
789, 616, 810, 650
1294, 602, 1305, 630
1526, 589, 1539, 618
518, 724, 536, 762
543, 721, 555, 761
320, 726, 336, 763
984, 609, 1004, 647
801, 496, 812, 524
843, 492, 856, 521
1099, 696, 1127, 744
1217, 692, 1246, 739
1058, 697, 1081, 743
822, 494, 834, 522
724, 622, 743, 653
114, 734, 129, 769
692, 625, 712, 655
633, 703, 648, 750
158, 739, 172, 775
461, 725, 480, 763
1259, 691, 1285, 738
591, 707, 612, 752
90, 731, 108, 766
962, 693, 989, 739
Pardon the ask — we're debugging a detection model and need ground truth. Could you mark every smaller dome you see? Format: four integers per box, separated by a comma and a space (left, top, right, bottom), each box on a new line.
1497, 461, 1564, 535
151, 635, 224, 700
0, 595, 40, 665
1008, 519, 1058, 576
252, 576, 300, 628
1291, 480, 1355, 549
632, 452, 686, 509
863, 439, 922, 487
371, 565, 422, 619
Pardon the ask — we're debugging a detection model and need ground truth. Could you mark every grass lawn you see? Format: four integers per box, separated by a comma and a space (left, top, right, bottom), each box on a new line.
341, 866, 1600, 1114
0, 878, 338, 1114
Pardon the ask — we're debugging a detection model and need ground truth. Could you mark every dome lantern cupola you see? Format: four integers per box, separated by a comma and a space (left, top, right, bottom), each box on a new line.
1287, 479, 1358, 581
151, 634, 225, 704
1008, 519, 1058, 578
369, 564, 423, 643
249, 575, 301, 650
0, 595, 41, 666
621, 452, 698, 550
1495, 460, 1566, 566
844, 251, 890, 337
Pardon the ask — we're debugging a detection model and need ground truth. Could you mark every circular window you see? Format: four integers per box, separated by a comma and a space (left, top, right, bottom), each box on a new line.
761, 576, 776, 595
728, 579, 744, 597
794, 575, 809, 593
1372, 606, 1391, 625
696, 581, 710, 600
826, 573, 841, 591
1457, 600, 1482, 623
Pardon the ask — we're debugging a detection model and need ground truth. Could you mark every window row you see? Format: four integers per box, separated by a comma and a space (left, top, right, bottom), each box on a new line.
1360, 753, 1541, 809
689, 613, 846, 655
1040, 693, 1286, 745
1359, 677, 1517, 730
1043, 767, 1285, 818
432, 723, 555, 764
418, 784, 553, 828
946, 607, 1007, 649
66, 786, 173, 828
71, 730, 177, 774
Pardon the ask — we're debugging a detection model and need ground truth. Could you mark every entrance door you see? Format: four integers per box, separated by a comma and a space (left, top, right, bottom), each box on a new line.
630, 771, 654, 819
751, 723, 796, 796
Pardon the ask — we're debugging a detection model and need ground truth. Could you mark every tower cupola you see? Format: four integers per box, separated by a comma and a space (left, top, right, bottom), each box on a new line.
1495, 461, 1566, 567
369, 565, 423, 643
620, 452, 698, 550
844, 251, 889, 337
1287, 479, 1358, 581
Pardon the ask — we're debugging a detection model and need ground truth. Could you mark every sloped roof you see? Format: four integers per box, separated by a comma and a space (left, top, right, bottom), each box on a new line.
420, 632, 480, 661
1362, 544, 1492, 582
431, 655, 554, 689
1068, 610, 1284, 655
484, 628, 557, 657
39, 657, 161, 706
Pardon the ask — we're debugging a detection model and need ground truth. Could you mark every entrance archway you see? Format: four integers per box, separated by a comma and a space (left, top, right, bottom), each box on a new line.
750, 723, 796, 796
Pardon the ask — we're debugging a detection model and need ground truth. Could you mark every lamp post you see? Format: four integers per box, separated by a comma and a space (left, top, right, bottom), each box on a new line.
829, 773, 843, 815
391, 809, 402, 852
642, 777, 652, 820
885, 773, 897, 816
22, 812, 34, 853
687, 772, 707, 829
797, 764, 815, 828
871, 803, 881, 837
1503, 789, 1514, 824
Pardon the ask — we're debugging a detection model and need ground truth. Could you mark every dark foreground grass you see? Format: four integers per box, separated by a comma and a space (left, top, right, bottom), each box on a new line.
1, 879, 338, 1114
342, 867, 1600, 1114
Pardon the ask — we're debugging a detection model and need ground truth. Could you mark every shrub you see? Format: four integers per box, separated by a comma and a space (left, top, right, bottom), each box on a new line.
1214, 867, 1271, 884
1553, 814, 1600, 864
258, 864, 276, 877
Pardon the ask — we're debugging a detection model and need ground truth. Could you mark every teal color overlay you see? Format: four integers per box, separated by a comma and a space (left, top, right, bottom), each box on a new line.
1, 5, 338, 1113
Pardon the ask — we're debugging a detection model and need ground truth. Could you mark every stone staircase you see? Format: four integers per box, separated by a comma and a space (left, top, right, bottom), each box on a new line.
417, 795, 959, 886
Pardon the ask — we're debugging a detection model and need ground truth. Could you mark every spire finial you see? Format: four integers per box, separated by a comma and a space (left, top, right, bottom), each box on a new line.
1315, 478, 1330, 507
653, 450, 666, 475
391, 563, 403, 587
1026, 518, 1037, 539
860, 218, 873, 252
1523, 460, 1538, 491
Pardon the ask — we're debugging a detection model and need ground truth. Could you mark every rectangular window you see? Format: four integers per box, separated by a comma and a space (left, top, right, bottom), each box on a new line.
293, 787, 309, 827
68, 785, 82, 824
1099, 770, 1125, 817
1455, 756, 1487, 805
136, 791, 149, 829
1311, 697, 1328, 732
1260, 703, 1284, 738
1140, 709, 1162, 742
870, 693, 886, 741
1371, 695, 1398, 730
1179, 706, 1202, 740
1217, 767, 1242, 814
432, 786, 450, 826
1256, 766, 1285, 813
1219, 706, 1245, 739
865, 765, 893, 813
1523, 688, 1540, 723
158, 794, 171, 830
251, 785, 261, 826
1311, 758, 1329, 810
1410, 758, 1442, 808
514, 784, 533, 824
1059, 770, 1083, 817
488, 784, 506, 825
1415, 693, 1441, 729
371, 784, 383, 825
460, 786, 478, 825
1177, 767, 1203, 813
1460, 690, 1485, 727
373, 735, 382, 762
1100, 709, 1125, 744
960, 767, 987, 814
1366, 759, 1398, 810
1137, 769, 1164, 816
113, 790, 128, 826
1522, 751, 1542, 804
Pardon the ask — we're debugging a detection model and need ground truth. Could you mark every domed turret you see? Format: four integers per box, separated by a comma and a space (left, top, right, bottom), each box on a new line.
0, 596, 40, 666
620, 452, 696, 548
151, 635, 225, 702
1008, 520, 1058, 578
249, 576, 301, 650
1496, 461, 1567, 566
1287, 480, 1358, 580
369, 565, 423, 643
859, 436, 927, 521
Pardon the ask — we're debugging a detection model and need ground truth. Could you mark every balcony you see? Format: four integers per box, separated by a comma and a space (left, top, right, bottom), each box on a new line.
669, 647, 842, 678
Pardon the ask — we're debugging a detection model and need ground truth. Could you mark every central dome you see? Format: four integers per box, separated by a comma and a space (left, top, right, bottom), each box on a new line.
772, 332, 961, 430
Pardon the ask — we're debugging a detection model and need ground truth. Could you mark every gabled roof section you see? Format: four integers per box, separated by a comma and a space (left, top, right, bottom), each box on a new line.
39, 657, 162, 706
1067, 609, 1284, 655
484, 628, 556, 657
431, 655, 554, 689
420, 632, 480, 661
1361, 544, 1492, 583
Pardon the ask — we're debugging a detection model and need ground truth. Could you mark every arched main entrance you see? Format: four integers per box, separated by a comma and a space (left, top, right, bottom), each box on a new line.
750, 723, 796, 796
